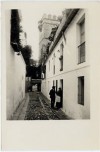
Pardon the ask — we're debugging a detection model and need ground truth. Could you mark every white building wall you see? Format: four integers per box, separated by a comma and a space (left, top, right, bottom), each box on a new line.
41, 9, 90, 119
13, 51, 26, 112
6, 10, 26, 120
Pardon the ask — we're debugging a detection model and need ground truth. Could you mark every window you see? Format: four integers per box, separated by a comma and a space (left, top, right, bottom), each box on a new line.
49, 60, 50, 71
53, 65, 55, 74
80, 19, 85, 44
78, 76, 84, 105
60, 59, 63, 71
78, 17, 85, 64
60, 43, 64, 56
53, 54, 55, 74
59, 43, 64, 71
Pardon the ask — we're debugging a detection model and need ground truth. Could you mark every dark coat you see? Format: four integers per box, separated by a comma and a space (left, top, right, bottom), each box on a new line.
49, 89, 55, 99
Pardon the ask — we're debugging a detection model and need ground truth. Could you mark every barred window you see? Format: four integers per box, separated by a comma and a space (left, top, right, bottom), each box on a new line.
78, 42, 85, 63
78, 18, 85, 64
78, 76, 84, 105
80, 19, 85, 44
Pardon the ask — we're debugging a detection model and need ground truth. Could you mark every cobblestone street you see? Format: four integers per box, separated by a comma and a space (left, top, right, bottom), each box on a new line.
13, 91, 70, 120
25, 92, 70, 120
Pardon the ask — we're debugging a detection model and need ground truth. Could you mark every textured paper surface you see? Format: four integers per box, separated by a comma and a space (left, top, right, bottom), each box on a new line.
1, 1, 100, 150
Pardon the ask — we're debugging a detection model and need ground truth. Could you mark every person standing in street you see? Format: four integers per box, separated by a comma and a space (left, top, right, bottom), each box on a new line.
56, 87, 62, 108
49, 86, 55, 109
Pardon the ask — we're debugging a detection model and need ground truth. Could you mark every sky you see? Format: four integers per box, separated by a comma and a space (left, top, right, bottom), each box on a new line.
20, 2, 65, 60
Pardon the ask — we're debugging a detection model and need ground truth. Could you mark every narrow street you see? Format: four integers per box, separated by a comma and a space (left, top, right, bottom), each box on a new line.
13, 91, 70, 120
7, 9, 90, 121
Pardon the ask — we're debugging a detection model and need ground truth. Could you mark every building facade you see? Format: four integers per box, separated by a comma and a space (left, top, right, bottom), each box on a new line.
40, 9, 90, 119
6, 10, 26, 120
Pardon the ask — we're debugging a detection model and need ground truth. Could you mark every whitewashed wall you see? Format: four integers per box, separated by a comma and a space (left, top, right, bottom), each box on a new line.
6, 11, 26, 120
41, 9, 90, 119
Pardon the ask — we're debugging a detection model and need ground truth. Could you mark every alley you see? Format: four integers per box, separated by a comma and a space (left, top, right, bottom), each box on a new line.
7, 9, 91, 120
13, 91, 70, 120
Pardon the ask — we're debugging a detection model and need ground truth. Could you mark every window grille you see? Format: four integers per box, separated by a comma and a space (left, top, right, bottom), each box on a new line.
78, 76, 84, 105
78, 18, 85, 64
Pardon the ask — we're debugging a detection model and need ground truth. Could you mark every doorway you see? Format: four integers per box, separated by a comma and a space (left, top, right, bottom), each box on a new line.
56, 80, 58, 92
60, 79, 63, 108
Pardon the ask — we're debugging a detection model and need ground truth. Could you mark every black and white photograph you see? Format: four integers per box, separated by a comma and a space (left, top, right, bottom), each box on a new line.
6, 6, 90, 120
1, 1, 100, 150
6, 8, 90, 120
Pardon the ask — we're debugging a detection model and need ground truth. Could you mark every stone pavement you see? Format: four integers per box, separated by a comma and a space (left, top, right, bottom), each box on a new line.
12, 91, 71, 120
40, 93, 72, 120
25, 92, 71, 120
25, 92, 50, 120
